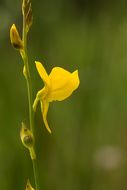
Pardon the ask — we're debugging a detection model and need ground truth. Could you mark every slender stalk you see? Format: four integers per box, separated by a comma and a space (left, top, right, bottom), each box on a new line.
22, 14, 40, 190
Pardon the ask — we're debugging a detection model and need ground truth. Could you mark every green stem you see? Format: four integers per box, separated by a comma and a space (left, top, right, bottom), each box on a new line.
32, 160, 40, 190
22, 14, 40, 190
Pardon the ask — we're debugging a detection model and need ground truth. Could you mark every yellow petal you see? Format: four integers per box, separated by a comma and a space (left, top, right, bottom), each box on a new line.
35, 61, 50, 86
33, 96, 39, 112
40, 99, 51, 133
48, 67, 80, 101
33, 88, 48, 112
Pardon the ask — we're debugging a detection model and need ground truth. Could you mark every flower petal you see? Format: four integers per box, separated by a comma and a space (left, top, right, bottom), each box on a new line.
48, 67, 80, 101
33, 88, 48, 111
35, 61, 50, 86
40, 99, 51, 133
33, 95, 39, 112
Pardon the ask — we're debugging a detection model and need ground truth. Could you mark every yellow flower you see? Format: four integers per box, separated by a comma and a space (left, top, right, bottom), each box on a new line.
33, 61, 80, 133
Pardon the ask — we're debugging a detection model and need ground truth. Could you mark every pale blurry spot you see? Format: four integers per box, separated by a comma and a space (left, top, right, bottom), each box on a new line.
94, 146, 123, 171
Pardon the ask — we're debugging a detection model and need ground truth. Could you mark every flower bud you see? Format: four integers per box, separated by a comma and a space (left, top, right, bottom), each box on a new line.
22, 0, 30, 16
20, 122, 36, 160
26, 179, 35, 190
26, 4, 33, 33
22, 0, 33, 33
20, 122, 34, 148
10, 24, 23, 50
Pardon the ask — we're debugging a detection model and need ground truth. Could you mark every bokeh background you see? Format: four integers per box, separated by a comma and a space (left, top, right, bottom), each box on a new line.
1, 0, 127, 190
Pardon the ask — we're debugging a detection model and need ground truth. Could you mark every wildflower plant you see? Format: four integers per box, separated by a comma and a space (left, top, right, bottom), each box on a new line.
10, 0, 80, 189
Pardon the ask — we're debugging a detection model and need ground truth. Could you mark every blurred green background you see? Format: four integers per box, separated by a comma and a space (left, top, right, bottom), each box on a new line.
1, 0, 127, 190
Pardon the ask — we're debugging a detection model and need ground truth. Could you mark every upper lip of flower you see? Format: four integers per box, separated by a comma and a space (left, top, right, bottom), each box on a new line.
33, 61, 80, 133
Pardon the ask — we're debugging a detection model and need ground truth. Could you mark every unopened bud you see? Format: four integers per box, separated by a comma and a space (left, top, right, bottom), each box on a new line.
20, 122, 36, 160
10, 24, 23, 50
20, 122, 34, 148
26, 4, 33, 32
22, 0, 30, 16
26, 179, 35, 190
22, 0, 33, 32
